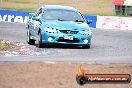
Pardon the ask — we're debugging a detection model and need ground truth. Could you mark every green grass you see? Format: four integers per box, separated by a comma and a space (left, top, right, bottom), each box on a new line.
84, 13, 115, 16
2, 7, 35, 11
3, 0, 31, 4
1, 0, 130, 16
0, 0, 114, 16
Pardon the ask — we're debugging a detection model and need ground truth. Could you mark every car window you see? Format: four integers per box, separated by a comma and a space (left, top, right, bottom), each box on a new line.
42, 9, 84, 22
36, 8, 43, 16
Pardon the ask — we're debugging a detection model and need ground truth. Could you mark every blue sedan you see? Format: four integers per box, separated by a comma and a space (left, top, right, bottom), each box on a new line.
27, 5, 92, 48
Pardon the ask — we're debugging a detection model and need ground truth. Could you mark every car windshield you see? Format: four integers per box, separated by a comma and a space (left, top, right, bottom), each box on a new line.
43, 9, 84, 22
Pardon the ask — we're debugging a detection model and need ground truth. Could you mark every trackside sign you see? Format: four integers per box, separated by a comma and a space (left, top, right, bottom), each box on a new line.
0, 15, 28, 23
0, 9, 29, 23
0, 9, 97, 28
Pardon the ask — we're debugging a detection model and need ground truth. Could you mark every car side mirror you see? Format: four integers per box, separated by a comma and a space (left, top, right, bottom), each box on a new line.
87, 20, 92, 24
32, 17, 39, 21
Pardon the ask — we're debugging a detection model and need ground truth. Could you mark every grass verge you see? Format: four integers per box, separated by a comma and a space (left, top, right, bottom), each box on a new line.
0, 0, 114, 16
0, 42, 14, 51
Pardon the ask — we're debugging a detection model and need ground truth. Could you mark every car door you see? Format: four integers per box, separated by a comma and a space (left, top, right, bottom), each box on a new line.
28, 13, 36, 37
33, 8, 43, 39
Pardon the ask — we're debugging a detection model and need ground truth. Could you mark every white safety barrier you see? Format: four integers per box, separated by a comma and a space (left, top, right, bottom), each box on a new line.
96, 16, 132, 30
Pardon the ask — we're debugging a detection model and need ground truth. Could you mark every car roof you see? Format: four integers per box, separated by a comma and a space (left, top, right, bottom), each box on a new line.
43, 5, 79, 12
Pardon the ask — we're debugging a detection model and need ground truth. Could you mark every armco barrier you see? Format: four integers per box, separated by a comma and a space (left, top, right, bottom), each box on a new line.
96, 16, 132, 30
0, 9, 97, 28
0, 9, 132, 30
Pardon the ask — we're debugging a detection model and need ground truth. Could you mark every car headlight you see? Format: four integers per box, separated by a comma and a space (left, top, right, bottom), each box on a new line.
80, 29, 92, 35
45, 28, 58, 33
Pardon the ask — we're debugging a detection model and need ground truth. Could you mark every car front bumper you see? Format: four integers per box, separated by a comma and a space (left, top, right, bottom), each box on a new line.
41, 32, 92, 46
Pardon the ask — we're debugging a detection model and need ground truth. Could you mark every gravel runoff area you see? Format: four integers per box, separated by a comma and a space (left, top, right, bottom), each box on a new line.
0, 62, 131, 88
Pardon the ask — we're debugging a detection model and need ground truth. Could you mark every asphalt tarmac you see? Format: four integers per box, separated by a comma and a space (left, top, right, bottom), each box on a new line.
0, 22, 132, 64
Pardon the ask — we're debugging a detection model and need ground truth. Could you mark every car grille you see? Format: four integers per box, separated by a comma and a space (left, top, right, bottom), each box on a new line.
57, 38, 80, 43
59, 30, 78, 34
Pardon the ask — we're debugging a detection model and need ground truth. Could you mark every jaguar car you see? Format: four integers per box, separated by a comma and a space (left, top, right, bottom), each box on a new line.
27, 5, 92, 48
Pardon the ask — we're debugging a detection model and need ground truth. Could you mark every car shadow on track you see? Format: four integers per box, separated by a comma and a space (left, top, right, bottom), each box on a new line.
34, 44, 86, 49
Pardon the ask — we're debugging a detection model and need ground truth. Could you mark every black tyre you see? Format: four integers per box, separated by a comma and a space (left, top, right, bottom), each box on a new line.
82, 45, 90, 49
38, 32, 43, 48
27, 29, 35, 45
76, 75, 87, 85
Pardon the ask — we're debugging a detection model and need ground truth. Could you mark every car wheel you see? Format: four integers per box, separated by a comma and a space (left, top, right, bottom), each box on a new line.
27, 29, 35, 45
38, 32, 43, 48
82, 45, 90, 49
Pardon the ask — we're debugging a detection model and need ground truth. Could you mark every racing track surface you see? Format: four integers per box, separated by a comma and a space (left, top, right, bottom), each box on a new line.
0, 22, 132, 64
